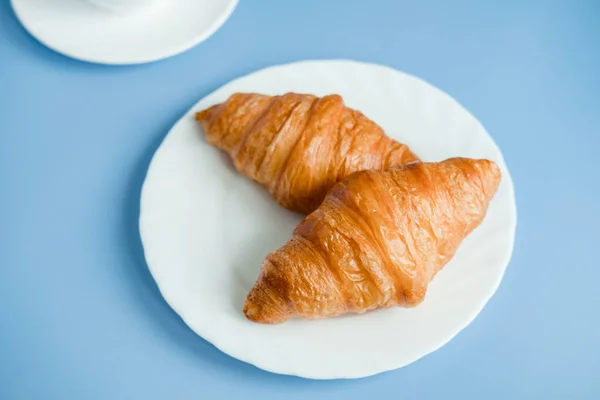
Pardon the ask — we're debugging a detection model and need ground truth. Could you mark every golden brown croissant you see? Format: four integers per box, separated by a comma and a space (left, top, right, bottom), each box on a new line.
196, 92, 419, 214
243, 157, 501, 324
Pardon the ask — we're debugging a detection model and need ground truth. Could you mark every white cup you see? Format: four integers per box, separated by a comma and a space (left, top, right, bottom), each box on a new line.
86, 0, 164, 12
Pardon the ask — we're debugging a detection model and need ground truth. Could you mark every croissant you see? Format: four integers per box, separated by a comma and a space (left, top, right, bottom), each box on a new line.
243, 157, 501, 324
196, 92, 419, 214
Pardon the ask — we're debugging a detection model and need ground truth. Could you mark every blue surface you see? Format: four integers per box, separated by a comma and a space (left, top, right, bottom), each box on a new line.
1, 0, 599, 398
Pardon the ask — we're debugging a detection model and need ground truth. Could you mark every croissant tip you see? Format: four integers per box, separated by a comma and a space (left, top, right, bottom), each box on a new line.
243, 275, 292, 325
474, 158, 500, 177
448, 157, 501, 177
242, 301, 267, 323
243, 299, 288, 325
488, 159, 501, 177
468, 158, 501, 199
195, 109, 208, 121
195, 103, 220, 122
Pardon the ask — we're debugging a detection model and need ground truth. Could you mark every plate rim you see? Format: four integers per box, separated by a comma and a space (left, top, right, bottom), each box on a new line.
10, 0, 239, 65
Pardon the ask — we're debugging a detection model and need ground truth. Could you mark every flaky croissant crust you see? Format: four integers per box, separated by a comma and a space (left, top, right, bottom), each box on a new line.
243, 158, 501, 324
196, 92, 419, 214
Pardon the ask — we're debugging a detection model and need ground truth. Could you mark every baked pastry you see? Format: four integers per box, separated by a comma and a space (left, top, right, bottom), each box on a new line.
243, 157, 501, 324
196, 92, 419, 214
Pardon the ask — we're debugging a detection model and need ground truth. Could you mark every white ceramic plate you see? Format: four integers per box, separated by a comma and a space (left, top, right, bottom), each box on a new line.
139, 60, 517, 379
11, 0, 238, 65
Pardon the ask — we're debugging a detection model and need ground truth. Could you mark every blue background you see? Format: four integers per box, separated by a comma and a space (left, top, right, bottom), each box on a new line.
1, 0, 599, 398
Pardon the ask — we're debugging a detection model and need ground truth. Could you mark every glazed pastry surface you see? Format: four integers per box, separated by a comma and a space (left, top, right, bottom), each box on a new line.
196, 92, 419, 214
243, 157, 501, 324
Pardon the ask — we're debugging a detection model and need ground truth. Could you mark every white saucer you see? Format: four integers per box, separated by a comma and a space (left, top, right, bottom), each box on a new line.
11, 0, 238, 65
139, 60, 517, 379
